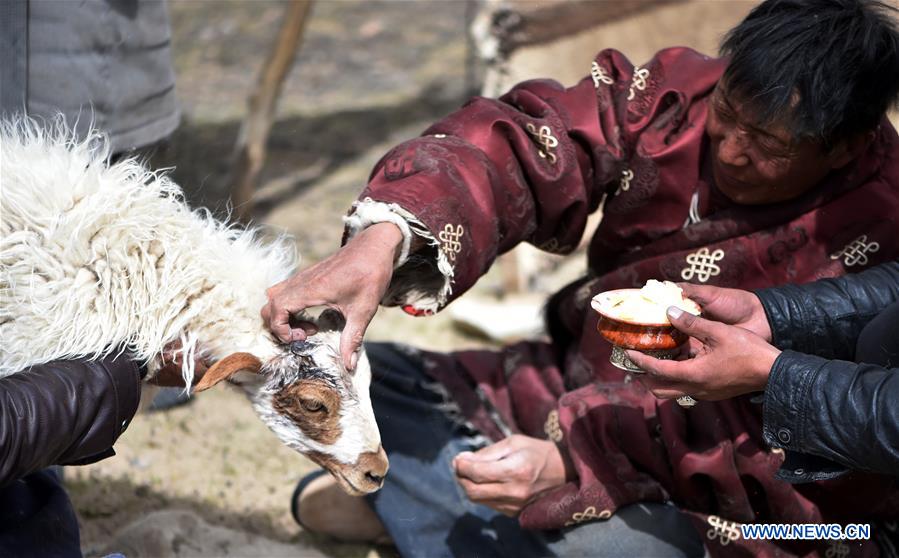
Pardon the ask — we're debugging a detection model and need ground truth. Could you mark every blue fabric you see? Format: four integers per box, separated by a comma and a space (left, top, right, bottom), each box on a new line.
363, 342, 705, 558
855, 300, 899, 367
0, 468, 81, 558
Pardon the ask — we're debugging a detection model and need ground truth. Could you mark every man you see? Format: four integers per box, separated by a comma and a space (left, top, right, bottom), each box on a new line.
0, 0, 179, 154
0, 4, 188, 551
0, 352, 202, 557
630, 262, 899, 476
0, 356, 143, 557
264, 0, 899, 556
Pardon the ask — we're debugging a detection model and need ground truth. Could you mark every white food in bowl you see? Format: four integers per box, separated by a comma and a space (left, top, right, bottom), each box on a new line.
591, 280, 701, 324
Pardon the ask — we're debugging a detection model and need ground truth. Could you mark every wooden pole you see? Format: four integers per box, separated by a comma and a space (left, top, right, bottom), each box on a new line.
228, 0, 313, 222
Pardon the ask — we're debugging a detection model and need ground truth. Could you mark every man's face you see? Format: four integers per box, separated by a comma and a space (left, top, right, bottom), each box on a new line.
705, 84, 851, 205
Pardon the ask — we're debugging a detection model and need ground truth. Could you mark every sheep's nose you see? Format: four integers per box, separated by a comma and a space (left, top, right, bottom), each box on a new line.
365, 471, 384, 485
357, 445, 389, 491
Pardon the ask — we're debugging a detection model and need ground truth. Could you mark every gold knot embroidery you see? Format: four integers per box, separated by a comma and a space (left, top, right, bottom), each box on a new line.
537, 238, 572, 253
591, 61, 614, 88
681, 247, 725, 283
706, 515, 741, 546
615, 168, 634, 195
438, 224, 464, 262
830, 234, 880, 267
539, 238, 559, 252
564, 506, 612, 526
627, 66, 650, 101
544, 410, 562, 442
525, 123, 559, 164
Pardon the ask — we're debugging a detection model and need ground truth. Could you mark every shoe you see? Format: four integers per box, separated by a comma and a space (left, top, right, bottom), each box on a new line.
291, 469, 393, 545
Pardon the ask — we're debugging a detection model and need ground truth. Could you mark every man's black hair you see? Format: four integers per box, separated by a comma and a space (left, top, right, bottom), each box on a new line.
720, 0, 899, 148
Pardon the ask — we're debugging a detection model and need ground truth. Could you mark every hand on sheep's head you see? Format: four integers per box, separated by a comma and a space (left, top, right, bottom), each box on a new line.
261, 222, 403, 371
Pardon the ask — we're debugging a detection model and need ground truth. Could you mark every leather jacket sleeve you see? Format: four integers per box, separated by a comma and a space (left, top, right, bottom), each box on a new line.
754, 261, 899, 359
754, 261, 899, 481
762, 351, 899, 480
0, 354, 143, 488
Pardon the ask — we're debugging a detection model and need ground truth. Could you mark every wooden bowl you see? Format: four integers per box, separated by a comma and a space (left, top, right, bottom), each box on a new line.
591, 288, 699, 372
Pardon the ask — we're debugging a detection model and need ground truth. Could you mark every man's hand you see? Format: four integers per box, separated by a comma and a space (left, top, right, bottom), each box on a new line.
628, 307, 780, 401
261, 223, 403, 371
679, 283, 772, 341
453, 434, 572, 517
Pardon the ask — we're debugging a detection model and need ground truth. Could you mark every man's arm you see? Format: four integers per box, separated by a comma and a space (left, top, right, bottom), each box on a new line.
350, 48, 724, 318
0, 354, 143, 487
764, 351, 899, 478
756, 260, 899, 359
263, 48, 727, 370
631, 263, 899, 478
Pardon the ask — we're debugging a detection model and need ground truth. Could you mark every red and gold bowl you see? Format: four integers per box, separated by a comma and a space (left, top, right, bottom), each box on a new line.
591, 288, 699, 372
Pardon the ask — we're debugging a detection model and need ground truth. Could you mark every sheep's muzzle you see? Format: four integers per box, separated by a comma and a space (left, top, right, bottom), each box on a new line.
306, 446, 389, 496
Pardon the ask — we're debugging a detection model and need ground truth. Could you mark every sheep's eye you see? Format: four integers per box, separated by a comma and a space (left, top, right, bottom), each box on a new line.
300, 398, 325, 413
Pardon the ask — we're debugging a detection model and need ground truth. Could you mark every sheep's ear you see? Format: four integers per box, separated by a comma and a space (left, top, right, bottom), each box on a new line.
194, 352, 262, 392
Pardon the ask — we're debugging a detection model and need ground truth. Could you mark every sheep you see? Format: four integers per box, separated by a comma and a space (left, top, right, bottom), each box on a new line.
0, 118, 387, 495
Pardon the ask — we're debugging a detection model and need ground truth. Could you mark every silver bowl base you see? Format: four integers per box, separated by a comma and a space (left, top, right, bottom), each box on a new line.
609, 346, 698, 408
609, 345, 679, 373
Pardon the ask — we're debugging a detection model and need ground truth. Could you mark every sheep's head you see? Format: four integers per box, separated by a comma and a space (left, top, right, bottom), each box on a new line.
193, 311, 387, 496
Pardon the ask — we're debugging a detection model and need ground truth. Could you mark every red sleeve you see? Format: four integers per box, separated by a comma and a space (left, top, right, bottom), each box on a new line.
349, 47, 724, 315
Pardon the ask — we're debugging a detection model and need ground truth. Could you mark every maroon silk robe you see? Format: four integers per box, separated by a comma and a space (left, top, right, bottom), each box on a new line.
349, 47, 899, 557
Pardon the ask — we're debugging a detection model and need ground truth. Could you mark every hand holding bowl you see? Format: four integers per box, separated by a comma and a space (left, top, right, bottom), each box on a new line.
591, 288, 701, 372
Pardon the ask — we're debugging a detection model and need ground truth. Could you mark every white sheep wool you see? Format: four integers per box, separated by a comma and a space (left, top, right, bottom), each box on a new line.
0, 118, 297, 382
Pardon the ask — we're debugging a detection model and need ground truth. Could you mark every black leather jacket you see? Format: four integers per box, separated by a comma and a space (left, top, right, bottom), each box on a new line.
0, 354, 143, 487
755, 261, 899, 481
0, 354, 142, 556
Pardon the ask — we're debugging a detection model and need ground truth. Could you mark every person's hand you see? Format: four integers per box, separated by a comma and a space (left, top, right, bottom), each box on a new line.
627, 307, 780, 401
679, 283, 772, 341
453, 434, 573, 517
261, 222, 403, 371
149, 340, 210, 387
